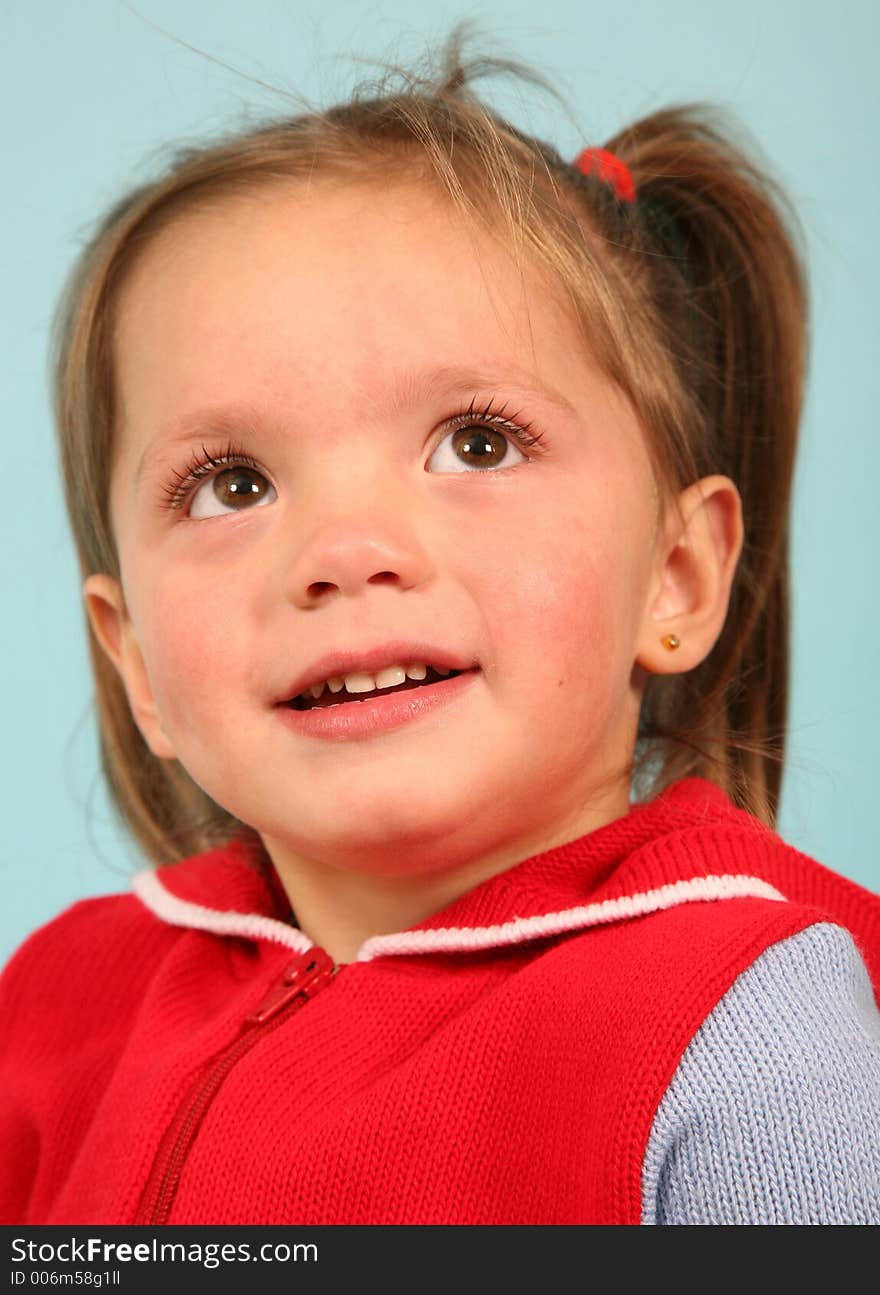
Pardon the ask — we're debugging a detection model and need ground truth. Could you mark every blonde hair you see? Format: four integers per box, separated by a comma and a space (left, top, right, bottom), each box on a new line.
51, 25, 808, 864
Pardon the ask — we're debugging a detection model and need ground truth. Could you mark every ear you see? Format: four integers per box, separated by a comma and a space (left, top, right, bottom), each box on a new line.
636, 474, 744, 675
82, 573, 177, 759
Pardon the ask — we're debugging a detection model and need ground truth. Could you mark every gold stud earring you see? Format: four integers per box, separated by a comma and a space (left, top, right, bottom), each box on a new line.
661, 633, 681, 651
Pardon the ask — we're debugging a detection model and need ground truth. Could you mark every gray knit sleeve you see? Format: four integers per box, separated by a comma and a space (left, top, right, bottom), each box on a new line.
641, 922, 880, 1224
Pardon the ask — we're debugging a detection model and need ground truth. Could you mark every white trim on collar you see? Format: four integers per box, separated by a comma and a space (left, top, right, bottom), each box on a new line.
358, 875, 786, 961
132, 869, 313, 953
134, 869, 786, 963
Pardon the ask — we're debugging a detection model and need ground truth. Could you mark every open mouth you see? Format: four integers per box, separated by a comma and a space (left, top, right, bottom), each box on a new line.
284, 667, 474, 711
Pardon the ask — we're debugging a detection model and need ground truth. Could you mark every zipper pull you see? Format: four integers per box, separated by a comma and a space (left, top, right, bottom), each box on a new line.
244, 946, 336, 1028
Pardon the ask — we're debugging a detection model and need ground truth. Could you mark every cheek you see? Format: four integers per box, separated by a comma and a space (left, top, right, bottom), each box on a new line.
132, 570, 247, 723
470, 505, 625, 683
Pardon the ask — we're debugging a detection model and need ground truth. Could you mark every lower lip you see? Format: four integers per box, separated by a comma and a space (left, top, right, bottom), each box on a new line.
275, 669, 480, 741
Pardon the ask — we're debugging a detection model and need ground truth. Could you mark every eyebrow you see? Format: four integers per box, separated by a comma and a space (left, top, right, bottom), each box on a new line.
133, 363, 578, 488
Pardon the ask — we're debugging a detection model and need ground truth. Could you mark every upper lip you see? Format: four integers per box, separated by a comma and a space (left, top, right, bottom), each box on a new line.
275, 642, 480, 703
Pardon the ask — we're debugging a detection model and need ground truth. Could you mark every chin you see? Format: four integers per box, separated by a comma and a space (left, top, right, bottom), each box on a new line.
338, 794, 459, 855
278, 793, 475, 875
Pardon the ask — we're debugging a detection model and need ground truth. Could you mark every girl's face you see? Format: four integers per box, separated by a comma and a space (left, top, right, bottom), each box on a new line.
96, 179, 674, 879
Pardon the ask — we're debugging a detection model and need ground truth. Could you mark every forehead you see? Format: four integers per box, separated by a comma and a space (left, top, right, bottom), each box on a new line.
113, 177, 592, 406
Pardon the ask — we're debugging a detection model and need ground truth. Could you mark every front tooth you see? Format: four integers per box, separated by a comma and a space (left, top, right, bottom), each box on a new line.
343, 671, 377, 694
405, 663, 428, 680
375, 666, 407, 689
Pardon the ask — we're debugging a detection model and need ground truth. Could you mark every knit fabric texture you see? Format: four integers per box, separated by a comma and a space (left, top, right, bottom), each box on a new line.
642, 922, 880, 1223
1, 777, 878, 1225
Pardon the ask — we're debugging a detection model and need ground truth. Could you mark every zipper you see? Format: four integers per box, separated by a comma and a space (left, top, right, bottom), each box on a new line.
133, 946, 337, 1224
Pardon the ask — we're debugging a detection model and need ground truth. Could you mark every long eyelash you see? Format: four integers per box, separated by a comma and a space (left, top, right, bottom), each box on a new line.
445, 395, 547, 454
158, 396, 547, 511
158, 440, 264, 511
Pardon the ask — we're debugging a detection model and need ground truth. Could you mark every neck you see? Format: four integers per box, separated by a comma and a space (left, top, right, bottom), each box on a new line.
261, 783, 631, 965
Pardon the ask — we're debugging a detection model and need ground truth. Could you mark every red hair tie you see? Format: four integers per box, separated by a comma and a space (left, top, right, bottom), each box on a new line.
572, 147, 636, 204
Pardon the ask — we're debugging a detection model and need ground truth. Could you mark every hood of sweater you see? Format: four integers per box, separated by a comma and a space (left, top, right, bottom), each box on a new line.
131, 777, 794, 963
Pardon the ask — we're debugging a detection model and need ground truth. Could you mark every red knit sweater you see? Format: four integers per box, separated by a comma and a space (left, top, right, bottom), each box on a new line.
1, 777, 878, 1225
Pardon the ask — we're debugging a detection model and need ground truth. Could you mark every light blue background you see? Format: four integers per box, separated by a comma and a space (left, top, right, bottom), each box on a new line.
2, 1, 877, 963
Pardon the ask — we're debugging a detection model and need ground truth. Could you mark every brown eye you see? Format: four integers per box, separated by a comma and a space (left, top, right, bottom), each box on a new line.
428, 424, 529, 473
454, 427, 507, 466
190, 466, 276, 519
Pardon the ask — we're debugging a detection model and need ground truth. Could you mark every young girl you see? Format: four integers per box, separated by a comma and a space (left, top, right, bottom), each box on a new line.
2, 33, 878, 1226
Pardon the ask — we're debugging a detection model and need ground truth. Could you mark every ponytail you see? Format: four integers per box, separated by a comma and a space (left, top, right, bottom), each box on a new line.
602, 106, 809, 825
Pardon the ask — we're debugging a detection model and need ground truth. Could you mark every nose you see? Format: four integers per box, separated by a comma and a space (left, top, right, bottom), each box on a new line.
282, 507, 434, 607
